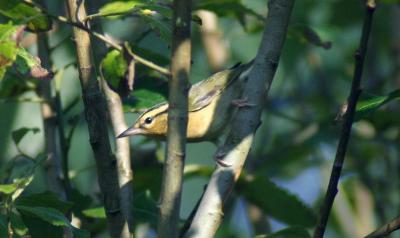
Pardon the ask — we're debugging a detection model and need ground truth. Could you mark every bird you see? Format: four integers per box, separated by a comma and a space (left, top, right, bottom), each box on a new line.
117, 60, 254, 144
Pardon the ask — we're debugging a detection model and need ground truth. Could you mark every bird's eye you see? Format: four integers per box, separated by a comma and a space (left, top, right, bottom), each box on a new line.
144, 117, 153, 124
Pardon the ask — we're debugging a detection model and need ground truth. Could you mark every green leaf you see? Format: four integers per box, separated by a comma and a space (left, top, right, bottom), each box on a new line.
0, 23, 19, 80
16, 206, 70, 227
82, 207, 106, 219
0, 183, 18, 194
141, 14, 171, 43
101, 50, 127, 89
0, 214, 7, 238
16, 191, 73, 213
72, 227, 90, 238
15, 47, 53, 80
237, 176, 316, 227
195, 0, 264, 27
356, 89, 400, 118
98, 0, 143, 17
0, 0, 52, 32
290, 25, 332, 49
255, 226, 311, 238
12, 127, 40, 146
11, 175, 34, 201
10, 211, 28, 236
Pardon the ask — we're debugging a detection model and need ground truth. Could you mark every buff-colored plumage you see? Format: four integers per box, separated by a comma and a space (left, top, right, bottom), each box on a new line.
117, 61, 253, 142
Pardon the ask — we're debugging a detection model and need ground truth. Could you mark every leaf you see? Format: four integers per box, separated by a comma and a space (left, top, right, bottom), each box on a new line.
101, 50, 127, 89
10, 211, 28, 236
0, 214, 7, 238
255, 226, 311, 238
16, 191, 73, 213
290, 25, 332, 49
11, 175, 34, 201
82, 207, 106, 219
17, 206, 70, 227
237, 176, 316, 227
98, 0, 143, 17
356, 89, 400, 118
0, 183, 18, 194
12, 127, 40, 146
15, 47, 53, 80
0, 23, 19, 80
0, 0, 52, 32
141, 14, 172, 43
194, 0, 264, 27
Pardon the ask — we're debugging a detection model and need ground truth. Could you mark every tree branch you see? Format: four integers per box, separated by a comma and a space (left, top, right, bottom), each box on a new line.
183, 1, 295, 237
157, 0, 191, 237
313, 1, 376, 238
365, 216, 400, 238
23, 0, 170, 76
64, 0, 130, 237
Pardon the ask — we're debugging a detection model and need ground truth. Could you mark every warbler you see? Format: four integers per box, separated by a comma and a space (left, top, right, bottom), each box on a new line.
117, 61, 253, 143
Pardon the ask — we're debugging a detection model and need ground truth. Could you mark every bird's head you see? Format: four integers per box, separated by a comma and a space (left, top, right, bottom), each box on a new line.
117, 103, 169, 139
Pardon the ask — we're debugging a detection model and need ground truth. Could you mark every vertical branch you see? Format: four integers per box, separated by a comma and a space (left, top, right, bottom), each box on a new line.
87, 0, 135, 231
157, 0, 191, 237
65, 0, 130, 237
313, 1, 376, 238
183, 1, 294, 237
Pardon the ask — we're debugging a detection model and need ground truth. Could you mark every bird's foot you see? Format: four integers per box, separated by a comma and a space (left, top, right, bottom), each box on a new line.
231, 97, 256, 108
213, 151, 231, 167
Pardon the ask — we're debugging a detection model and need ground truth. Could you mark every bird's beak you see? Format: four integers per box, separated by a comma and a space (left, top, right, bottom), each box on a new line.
117, 127, 145, 138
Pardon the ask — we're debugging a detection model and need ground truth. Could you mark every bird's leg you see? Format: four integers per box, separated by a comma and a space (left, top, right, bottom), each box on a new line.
231, 97, 256, 108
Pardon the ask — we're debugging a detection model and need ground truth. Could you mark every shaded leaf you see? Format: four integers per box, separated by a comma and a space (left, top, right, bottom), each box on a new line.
291, 25, 332, 49
82, 207, 106, 219
237, 176, 316, 227
0, 214, 7, 238
255, 226, 311, 238
17, 206, 70, 226
10, 211, 28, 236
195, 0, 264, 27
16, 191, 73, 213
12, 127, 40, 146
0, 183, 18, 194
0, 0, 52, 32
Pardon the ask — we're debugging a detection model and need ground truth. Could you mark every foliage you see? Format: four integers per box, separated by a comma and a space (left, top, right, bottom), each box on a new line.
0, 0, 399, 238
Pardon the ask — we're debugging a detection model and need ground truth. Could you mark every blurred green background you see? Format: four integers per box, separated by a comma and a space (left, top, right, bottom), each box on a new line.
1, 0, 400, 237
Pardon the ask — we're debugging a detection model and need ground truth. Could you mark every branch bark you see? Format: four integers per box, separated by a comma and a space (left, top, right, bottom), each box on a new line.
65, 1, 130, 237
365, 216, 400, 238
183, 1, 295, 237
157, 0, 191, 237
313, 1, 376, 238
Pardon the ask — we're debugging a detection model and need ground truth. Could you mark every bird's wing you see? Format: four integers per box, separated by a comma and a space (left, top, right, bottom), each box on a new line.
188, 62, 248, 112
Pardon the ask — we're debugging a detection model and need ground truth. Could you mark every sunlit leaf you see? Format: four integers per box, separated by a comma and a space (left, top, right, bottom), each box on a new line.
98, 0, 143, 17
15, 47, 53, 80
255, 226, 311, 238
0, 183, 18, 194
12, 127, 40, 146
101, 50, 127, 89
237, 176, 316, 227
82, 207, 106, 219
0, 23, 19, 80
0, 0, 52, 32
356, 89, 400, 116
12, 175, 34, 201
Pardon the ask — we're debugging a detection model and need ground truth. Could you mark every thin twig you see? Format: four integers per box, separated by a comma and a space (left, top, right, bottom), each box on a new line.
313, 1, 376, 238
157, 0, 191, 237
365, 216, 400, 238
23, 0, 170, 76
182, 1, 295, 237
64, 0, 130, 237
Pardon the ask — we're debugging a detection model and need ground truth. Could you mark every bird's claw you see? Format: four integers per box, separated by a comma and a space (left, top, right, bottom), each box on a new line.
231, 97, 256, 108
213, 151, 232, 167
